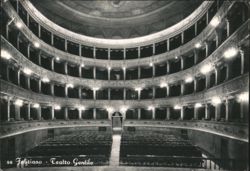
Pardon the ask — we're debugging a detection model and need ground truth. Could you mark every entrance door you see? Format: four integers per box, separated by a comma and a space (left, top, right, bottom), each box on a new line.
112, 112, 123, 131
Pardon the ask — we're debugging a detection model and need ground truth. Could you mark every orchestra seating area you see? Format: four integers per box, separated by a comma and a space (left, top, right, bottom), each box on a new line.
120, 131, 202, 167
24, 131, 112, 166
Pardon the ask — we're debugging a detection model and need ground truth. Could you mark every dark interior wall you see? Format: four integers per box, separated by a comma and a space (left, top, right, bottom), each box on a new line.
15, 130, 48, 157
53, 126, 112, 136
187, 130, 248, 160
0, 129, 48, 160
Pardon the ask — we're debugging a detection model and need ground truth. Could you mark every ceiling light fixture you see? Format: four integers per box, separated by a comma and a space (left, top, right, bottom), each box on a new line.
212, 97, 222, 105
34, 42, 40, 48
54, 105, 61, 110
15, 21, 23, 28
195, 103, 202, 108
174, 105, 182, 110
160, 82, 168, 88
33, 103, 40, 108
195, 42, 202, 48
41, 77, 50, 83
238, 92, 249, 102
200, 64, 213, 75
224, 47, 238, 59
1, 50, 11, 59
185, 77, 193, 83
23, 68, 32, 75
210, 17, 220, 27
15, 99, 23, 106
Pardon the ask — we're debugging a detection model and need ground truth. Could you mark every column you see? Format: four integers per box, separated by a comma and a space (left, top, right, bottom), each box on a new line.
181, 82, 185, 95
194, 78, 197, 92
138, 108, 141, 120
36, 106, 42, 120
26, 13, 30, 27
38, 79, 41, 93
206, 11, 209, 25
226, 19, 230, 37
7, 99, 10, 121
51, 106, 55, 120
65, 86, 68, 97
138, 67, 141, 79
123, 88, 126, 100
167, 39, 170, 51
166, 61, 170, 74
123, 48, 126, 60
240, 50, 245, 74
215, 29, 222, 47
194, 23, 198, 36
152, 65, 155, 77
27, 103, 31, 120
38, 51, 42, 66
152, 44, 155, 55
180, 56, 184, 70
225, 99, 232, 121
108, 68, 111, 80
152, 86, 156, 99
138, 47, 140, 58
38, 24, 41, 38
181, 32, 184, 44
25, 77, 30, 89
51, 34, 54, 45
206, 74, 210, 89
65, 39, 68, 52
194, 49, 199, 64
27, 44, 30, 58
15, 105, 21, 121
64, 107, 68, 120
166, 107, 170, 120
215, 103, 221, 121
93, 90, 96, 100
152, 108, 155, 120
93, 47, 96, 58
205, 104, 210, 120
180, 106, 184, 120
108, 88, 111, 100
194, 107, 198, 120
6, 65, 10, 81
226, 62, 233, 80
51, 58, 54, 71
17, 70, 20, 85
78, 87, 82, 99
123, 68, 126, 80
108, 48, 111, 60
50, 84, 54, 96
93, 67, 96, 79
79, 66, 82, 77
215, 67, 221, 85
93, 108, 96, 119
64, 62, 68, 75
78, 109, 82, 119
79, 44, 82, 56
205, 42, 210, 57
138, 90, 141, 100
166, 85, 170, 97
17, 33, 20, 49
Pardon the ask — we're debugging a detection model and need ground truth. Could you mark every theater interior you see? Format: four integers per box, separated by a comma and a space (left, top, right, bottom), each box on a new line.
0, 0, 249, 171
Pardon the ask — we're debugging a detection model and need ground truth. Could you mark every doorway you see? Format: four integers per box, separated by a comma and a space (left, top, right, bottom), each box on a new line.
112, 112, 123, 132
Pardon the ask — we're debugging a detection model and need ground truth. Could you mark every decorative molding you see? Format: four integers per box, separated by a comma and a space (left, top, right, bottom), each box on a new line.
0, 74, 248, 109
124, 120, 248, 142
13, 1, 213, 48
1, 20, 248, 88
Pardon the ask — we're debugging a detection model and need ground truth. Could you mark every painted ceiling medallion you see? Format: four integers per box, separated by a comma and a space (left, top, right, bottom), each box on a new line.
110, 0, 125, 7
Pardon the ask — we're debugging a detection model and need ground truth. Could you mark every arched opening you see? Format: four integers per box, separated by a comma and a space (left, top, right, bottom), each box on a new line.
112, 112, 123, 131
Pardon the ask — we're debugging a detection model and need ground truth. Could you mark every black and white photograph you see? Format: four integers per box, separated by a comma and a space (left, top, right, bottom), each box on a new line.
0, 0, 249, 171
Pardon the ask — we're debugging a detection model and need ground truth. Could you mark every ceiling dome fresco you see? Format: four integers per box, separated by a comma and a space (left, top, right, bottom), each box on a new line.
30, 0, 202, 39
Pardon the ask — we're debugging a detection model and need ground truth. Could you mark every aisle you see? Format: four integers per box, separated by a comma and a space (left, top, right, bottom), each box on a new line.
109, 134, 121, 166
